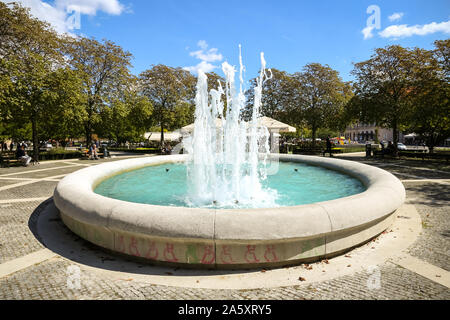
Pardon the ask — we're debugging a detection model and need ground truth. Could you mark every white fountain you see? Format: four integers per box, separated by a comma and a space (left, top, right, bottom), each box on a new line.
184, 46, 277, 208
54, 45, 406, 269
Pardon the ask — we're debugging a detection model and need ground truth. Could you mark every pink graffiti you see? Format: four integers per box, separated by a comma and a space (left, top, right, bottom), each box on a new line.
201, 245, 215, 264
263, 245, 278, 262
128, 237, 141, 257
244, 245, 260, 263
116, 235, 126, 253
145, 241, 159, 260
219, 245, 234, 264
163, 243, 178, 262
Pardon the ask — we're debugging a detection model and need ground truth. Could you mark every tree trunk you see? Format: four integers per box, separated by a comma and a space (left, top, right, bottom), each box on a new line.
85, 125, 92, 147
31, 112, 39, 162
311, 125, 317, 148
159, 102, 165, 149
160, 122, 165, 148
85, 100, 94, 147
392, 123, 399, 157
427, 134, 436, 154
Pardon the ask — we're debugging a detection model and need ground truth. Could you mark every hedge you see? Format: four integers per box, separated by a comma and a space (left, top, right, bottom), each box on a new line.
28, 149, 82, 161
107, 147, 160, 154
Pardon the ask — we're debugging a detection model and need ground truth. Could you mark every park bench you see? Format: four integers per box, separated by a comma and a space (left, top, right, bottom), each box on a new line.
373, 150, 449, 163
373, 149, 385, 158
80, 148, 111, 160
293, 147, 323, 155
293, 147, 342, 157
80, 149, 104, 160
0, 151, 21, 168
322, 148, 343, 157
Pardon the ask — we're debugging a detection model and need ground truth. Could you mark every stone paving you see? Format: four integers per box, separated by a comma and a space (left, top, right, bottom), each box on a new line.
0, 201, 46, 264
0, 154, 449, 300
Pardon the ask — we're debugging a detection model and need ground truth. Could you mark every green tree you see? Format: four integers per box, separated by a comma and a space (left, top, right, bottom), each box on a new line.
139, 65, 196, 146
37, 68, 86, 144
294, 63, 352, 145
407, 41, 450, 152
244, 68, 300, 125
98, 79, 153, 144
0, 2, 65, 159
351, 45, 417, 155
64, 36, 133, 146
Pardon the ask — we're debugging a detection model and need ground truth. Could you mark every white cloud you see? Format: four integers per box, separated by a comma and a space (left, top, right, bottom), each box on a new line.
197, 40, 208, 51
362, 25, 375, 40
190, 47, 223, 63
379, 20, 450, 38
184, 61, 218, 74
388, 12, 404, 22
1, 0, 125, 34
189, 40, 223, 63
184, 40, 223, 74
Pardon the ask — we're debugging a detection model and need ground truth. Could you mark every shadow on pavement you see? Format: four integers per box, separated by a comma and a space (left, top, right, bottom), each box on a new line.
28, 199, 256, 277
405, 182, 450, 207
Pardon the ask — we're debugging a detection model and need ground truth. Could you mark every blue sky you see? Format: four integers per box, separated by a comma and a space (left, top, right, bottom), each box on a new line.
6, 0, 450, 82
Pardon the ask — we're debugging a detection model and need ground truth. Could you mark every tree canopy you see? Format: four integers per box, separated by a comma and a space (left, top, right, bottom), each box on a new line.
351, 42, 450, 152
1, 2, 448, 156
139, 65, 196, 145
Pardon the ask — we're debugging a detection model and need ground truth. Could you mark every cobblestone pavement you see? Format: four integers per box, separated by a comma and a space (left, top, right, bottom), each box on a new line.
0, 155, 449, 300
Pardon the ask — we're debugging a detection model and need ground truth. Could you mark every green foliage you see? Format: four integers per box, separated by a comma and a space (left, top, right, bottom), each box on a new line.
244, 68, 299, 124
352, 42, 450, 152
316, 128, 341, 139
107, 147, 159, 154
352, 45, 419, 152
406, 40, 450, 152
1, 2, 447, 156
293, 63, 352, 143
64, 36, 133, 145
0, 2, 66, 158
139, 65, 196, 145
37, 67, 87, 141
98, 79, 153, 143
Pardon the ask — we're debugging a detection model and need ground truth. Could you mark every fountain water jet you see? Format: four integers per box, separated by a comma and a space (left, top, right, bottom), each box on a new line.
185, 46, 276, 208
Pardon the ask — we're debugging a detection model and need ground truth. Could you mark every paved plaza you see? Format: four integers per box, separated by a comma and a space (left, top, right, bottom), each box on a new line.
0, 153, 449, 300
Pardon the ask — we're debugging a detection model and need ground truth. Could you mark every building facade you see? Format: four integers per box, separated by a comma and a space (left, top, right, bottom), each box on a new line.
344, 122, 404, 143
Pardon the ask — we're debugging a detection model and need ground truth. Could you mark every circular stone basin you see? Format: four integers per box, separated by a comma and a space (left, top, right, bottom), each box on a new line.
94, 161, 366, 209
53, 154, 405, 269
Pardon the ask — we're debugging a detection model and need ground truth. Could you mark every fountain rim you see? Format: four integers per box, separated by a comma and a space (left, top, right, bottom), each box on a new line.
53, 154, 406, 269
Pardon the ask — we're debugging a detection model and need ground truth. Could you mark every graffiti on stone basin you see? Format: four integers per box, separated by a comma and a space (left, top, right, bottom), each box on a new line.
109, 233, 322, 265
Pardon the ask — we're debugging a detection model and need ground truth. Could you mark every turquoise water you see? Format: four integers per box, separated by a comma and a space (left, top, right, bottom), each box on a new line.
94, 162, 366, 208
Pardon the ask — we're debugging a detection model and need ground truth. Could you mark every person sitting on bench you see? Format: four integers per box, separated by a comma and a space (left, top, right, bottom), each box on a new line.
89, 143, 99, 160
385, 141, 395, 155
16, 145, 31, 166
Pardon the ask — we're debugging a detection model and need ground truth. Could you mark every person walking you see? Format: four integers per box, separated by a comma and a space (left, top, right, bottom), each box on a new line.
325, 136, 332, 157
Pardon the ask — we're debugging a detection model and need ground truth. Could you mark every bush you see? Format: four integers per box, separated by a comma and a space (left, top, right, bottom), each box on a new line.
108, 147, 160, 154
29, 148, 82, 160
334, 146, 366, 153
